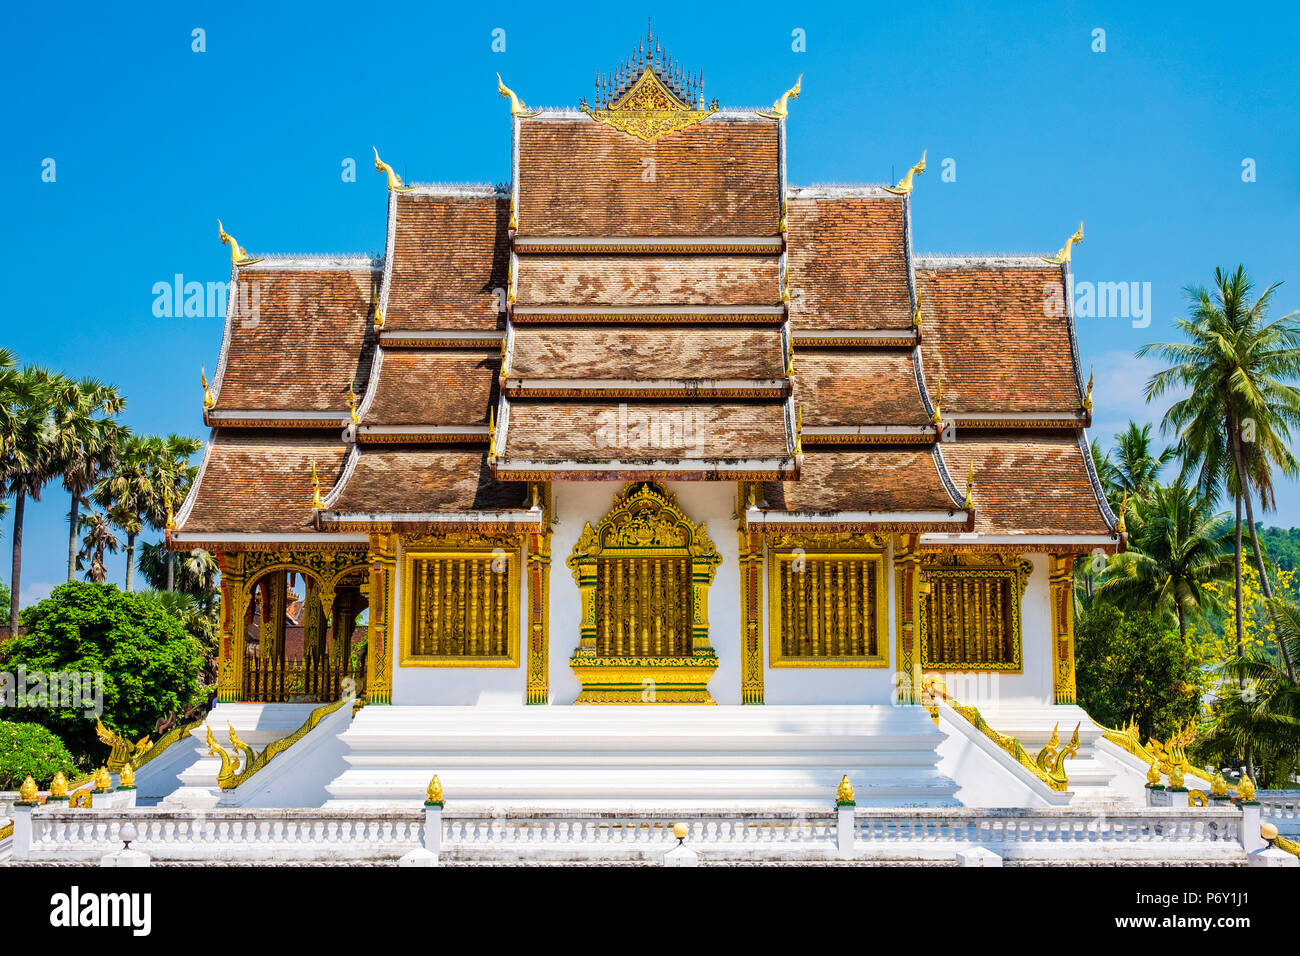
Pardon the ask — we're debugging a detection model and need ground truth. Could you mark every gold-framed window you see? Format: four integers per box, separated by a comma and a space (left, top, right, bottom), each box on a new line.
401, 550, 519, 667
767, 539, 889, 668
918, 560, 1028, 672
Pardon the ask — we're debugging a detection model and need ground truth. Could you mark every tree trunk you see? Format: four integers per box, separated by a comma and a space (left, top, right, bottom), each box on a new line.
1234, 494, 1244, 657
9, 490, 24, 633
1177, 604, 1186, 643
125, 531, 136, 592
67, 493, 80, 583
166, 551, 175, 592
1233, 429, 1294, 677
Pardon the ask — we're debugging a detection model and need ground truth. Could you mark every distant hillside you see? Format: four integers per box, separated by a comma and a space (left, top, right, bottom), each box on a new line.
1258, 526, 1300, 572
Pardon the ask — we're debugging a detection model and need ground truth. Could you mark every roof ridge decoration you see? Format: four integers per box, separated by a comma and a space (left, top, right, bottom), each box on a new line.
883, 150, 927, 196
756, 75, 802, 119
577, 25, 719, 142
373, 148, 414, 193
497, 74, 541, 118
1042, 222, 1084, 264
217, 220, 259, 266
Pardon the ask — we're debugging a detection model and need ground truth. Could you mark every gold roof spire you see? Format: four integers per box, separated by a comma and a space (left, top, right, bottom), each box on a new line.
758, 75, 802, 119
373, 147, 414, 193
311, 459, 325, 510
884, 150, 927, 195
1043, 221, 1084, 264
217, 219, 260, 267
201, 366, 215, 409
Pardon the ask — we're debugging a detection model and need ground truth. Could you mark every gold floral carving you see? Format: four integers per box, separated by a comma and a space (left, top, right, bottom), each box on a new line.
580, 68, 718, 143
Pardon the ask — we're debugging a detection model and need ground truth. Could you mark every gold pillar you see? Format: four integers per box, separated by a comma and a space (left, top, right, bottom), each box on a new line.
1049, 554, 1076, 704
526, 483, 552, 704
303, 581, 326, 659
894, 536, 921, 705
737, 483, 764, 703
366, 534, 396, 705
263, 573, 287, 662
216, 552, 249, 702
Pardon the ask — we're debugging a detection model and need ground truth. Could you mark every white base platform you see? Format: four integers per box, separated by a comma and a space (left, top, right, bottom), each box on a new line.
324, 705, 960, 809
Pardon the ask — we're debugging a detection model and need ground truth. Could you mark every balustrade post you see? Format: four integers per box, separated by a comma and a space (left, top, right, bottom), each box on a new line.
1240, 802, 1264, 853
10, 801, 34, 860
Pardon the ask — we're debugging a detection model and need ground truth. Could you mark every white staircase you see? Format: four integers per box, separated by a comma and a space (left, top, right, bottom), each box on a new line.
324, 705, 961, 809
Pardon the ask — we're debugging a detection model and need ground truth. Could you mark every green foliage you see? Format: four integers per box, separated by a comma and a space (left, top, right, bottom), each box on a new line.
0, 720, 78, 789
1075, 603, 1202, 742
0, 579, 10, 618
1257, 526, 1300, 573
0, 582, 203, 763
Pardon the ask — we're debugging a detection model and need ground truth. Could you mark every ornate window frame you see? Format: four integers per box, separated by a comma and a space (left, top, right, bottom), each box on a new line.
398, 532, 522, 668
567, 481, 721, 704
765, 533, 891, 669
917, 554, 1030, 673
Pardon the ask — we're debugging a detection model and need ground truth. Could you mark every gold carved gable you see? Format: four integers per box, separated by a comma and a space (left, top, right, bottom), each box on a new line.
580, 68, 718, 143
569, 481, 720, 572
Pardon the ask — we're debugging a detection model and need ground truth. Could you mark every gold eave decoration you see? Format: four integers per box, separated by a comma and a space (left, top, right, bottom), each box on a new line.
373, 147, 414, 193
1042, 221, 1084, 264
581, 68, 718, 143
884, 150, 927, 196
217, 219, 261, 267
757, 75, 802, 119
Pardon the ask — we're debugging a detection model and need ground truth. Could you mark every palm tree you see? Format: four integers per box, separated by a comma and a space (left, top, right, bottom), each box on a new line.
1112, 422, 1175, 501
1095, 482, 1234, 640
94, 433, 162, 592
50, 378, 125, 582
76, 510, 119, 583
1089, 437, 1122, 509
1141, 266, 1300, 669
0, 364, 57, 631
150, 434, 201, 590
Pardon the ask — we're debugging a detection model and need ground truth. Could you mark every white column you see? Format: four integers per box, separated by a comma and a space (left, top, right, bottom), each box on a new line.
10, 803, 33, 860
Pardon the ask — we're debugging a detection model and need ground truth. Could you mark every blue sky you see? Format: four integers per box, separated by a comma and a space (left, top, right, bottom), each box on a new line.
2, 1, 1298, 606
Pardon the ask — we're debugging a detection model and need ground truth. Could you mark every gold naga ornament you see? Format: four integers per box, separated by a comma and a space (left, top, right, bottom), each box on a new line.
1042, 222, 1084, 264
578, 29, 718, 143
962, 462, 975, 510
95, 717, 150, 772
373, 147, 414, 193
311, 460, 326, 509
757, 74, 802, 119
884, 150, 926, 195
372, 280, 385, 330
217, 219, 260, 266
1115, 491, 1128, 535
912, 289, 924, 328
1083, 366, 1094, 412
201, 366, 215, 409
348, 382, 361, 426
496, 73, 540, 118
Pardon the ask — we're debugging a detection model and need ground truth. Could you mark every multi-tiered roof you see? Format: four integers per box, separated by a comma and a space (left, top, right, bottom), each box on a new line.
173, 30, 1118, 554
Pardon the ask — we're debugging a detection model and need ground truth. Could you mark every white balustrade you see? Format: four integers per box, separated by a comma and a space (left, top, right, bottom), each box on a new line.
1258, 791, 1300, 835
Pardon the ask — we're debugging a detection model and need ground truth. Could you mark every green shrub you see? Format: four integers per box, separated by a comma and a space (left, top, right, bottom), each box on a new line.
0, 582, 203, 764
0, 720, 78, 789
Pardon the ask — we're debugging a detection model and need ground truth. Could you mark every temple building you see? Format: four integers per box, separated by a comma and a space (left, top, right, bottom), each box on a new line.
167, 31, 1134, 809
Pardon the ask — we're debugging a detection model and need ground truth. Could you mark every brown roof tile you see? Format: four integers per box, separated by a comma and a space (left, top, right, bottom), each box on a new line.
328, 447, 527, 515
179, 430, 347, 534
515, 254, 780, 306
760, 448, 962, 514
365, 349, 498, 426
385, 194, 508, 332
509, 327, 786, 382
937, 435, 1113, 535
786, 197, 913, 331
214, 268, 375, 413
501, 400, 791, 463
795, 349, 930, 427
517, 119, 780, 237
918, 267, 1083, 415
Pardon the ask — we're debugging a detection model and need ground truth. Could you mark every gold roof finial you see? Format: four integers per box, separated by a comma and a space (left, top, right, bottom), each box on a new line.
165, 500, 176, 531
18, 774, 38, 802
1238, 774, 1256, 802
373, 147, 414, 193
836, 774, 855, 805
488, 406, 498, 459
50, 771, 69, 798
311, 459, 325, 510
508, 199, 518, 232
496, 73, 540, 118
425, 774, 444, 806
500, 336, 510, 380
931, 377, 943, 426
217, 219, 259, 266
372, 280, 385, 330
93, 766, 112, 792
1043, 221, 1084, 264
119, 763, 135, 788
793, 404, 803, 457
884, 149, 927, 195
201, 365, 215, 409
1116, 490, 1128, 535
1083, 365, 1094, 412
963, 461, 975, 510
348, 382, 360, 425
912, 288, 924, 328
757, 74, 802, 119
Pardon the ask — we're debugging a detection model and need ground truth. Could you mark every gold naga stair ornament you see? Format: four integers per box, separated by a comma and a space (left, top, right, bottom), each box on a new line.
1042, 222, 1084, 264
884, 150, 926, 195
373, 147, 414, 193
217, 219, 260, 266
1033, 723, 1082, 780
757, 75, 802, 119
95, 717, 151, 772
